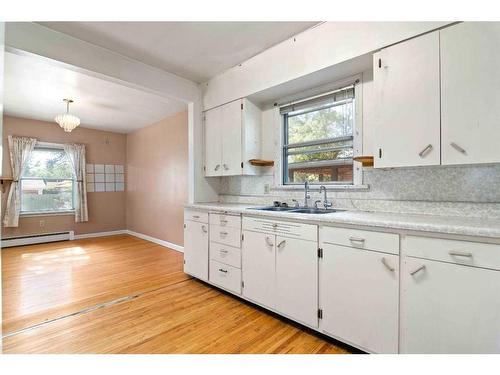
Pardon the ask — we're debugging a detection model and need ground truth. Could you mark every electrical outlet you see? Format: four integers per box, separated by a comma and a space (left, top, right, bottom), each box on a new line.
39, 220, 45, 228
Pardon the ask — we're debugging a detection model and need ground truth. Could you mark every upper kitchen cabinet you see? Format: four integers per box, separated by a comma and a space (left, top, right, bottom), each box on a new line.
441, 22, 500, 165
373, 31, 441, 168
204, 98, 261, 177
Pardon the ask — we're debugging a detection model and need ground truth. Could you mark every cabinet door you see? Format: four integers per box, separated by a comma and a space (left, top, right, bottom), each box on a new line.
320, 244, 399, 353
374, 31, 440, 168
401, 257, 500, 354
221, 100, 243, 176
275, 237, 318, 327
204, 106, 222, 176
183, 221, 209, 281
441, 22, 500, 165
241, 230, 275, 309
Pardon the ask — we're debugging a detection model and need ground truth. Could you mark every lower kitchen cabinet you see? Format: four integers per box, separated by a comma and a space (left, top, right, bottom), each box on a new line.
401, 256, 500, 353
275, 236, 318, 327
183, 220, 209, 281
241, 230, 276, 309
319, 243, 399, 353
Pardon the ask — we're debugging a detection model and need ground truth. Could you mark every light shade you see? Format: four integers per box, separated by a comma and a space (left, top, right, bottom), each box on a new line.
55, 113, 81, 132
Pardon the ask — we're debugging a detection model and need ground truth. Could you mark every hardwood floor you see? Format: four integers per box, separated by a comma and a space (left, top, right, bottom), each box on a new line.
2, 235, 352, 354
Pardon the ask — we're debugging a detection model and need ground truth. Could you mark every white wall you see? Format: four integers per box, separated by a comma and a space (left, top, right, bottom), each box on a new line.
202, 22, 451, 110
5, 22, 218, 203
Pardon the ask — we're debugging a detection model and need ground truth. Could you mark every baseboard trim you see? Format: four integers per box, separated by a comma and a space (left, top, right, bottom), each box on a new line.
125, 230, 184, 253
73, 230, 128, 239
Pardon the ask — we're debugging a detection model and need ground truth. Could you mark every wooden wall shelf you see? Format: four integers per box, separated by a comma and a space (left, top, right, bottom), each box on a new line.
249, 159, 275, 167
353, 156, 374, 167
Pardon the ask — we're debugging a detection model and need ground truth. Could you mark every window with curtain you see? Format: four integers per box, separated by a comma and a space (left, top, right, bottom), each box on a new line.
20, 146, 75, 213
281, 85, 355, 185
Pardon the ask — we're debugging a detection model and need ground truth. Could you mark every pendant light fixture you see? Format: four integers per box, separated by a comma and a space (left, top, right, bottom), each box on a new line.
55, 98, 80, 132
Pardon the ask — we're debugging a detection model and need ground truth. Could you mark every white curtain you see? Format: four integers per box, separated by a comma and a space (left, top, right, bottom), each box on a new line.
64, 143, 88, 222
3, 135, 37, 227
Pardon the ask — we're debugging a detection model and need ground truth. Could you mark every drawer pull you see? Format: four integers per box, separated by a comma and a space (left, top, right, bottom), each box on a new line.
219, 268, 228, 274
192, 215, 200, 219
220, 231, 228, 236
201, 225, 208, 233
223, 164, 229, 171
418, 144, 433, 158
277, 240, 286, 249
214, 164, 221, 171
219, 249, 229, 254
272, 223, 278, 229
349, 236, 365, 243
220, 219, 228, 224
410, 265, 426, 276
265, 236, 274, 247
381, 257, 395, 272
449, 251, 473, 258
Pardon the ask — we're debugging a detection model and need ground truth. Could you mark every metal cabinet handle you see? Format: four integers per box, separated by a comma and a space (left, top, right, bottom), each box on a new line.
192, 215, 200, 219
220, 219, 228, 224
220, 231, 228, 236
265, 236, 274, 247
214, 164, 221, 171
349, 236, 365, 243
277, 240, 286, 248
272, 223, 278, 229
219, 249, 229, 254
450, 142, 467, 154
449, 251, 473, 258
410, 265, 426, 276
418, 144, 433, 158
201, 225, 208, 233
219, 268, 228, 274
223, 164, 229, 170
381, 257, 395, 272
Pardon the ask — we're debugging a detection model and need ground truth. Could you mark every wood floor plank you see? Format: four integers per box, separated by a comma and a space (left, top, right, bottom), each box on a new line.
2, 235, 353, 354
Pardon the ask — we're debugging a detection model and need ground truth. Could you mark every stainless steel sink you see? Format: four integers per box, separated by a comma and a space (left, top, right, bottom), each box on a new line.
249, 206, 298, 212
291, 208, 344, 214
248, 206, 344, 214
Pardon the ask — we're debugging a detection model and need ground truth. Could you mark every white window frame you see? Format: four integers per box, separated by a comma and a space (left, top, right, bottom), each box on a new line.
20, 141, 76, 216
278, 74, 364, 188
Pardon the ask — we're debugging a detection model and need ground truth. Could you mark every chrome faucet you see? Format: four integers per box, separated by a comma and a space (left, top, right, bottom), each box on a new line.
304, 181, 311, 207
319, 185, 333, 209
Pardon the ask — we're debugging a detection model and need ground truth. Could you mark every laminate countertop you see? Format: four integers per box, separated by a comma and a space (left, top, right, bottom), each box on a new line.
185, 202, 500, 240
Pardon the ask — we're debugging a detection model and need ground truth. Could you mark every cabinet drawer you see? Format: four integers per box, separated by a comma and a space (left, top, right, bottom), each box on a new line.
184, 209, 208, 224
404, 236, 500, 271
320, 226, 399, 255
209, 213, 241, 229
242, 216, 317, 242
209, 260, 241, 294
210, 224, 241, 248
210, 241, 241, 268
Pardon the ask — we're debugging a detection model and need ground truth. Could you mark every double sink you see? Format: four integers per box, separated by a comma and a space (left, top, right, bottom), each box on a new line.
248, 206, 344, 215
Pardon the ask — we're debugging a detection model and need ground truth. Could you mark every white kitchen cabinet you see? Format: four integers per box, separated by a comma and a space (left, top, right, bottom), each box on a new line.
204, 105, 223, 177
373, 31, 441, 168
275, 236, 318, 327
319, 243, 399, 353
441, 22, 500, 165
241, 230, 276, 309
183, 218, 209, 281
401, 256, 500, 353
204, 98, 261, 177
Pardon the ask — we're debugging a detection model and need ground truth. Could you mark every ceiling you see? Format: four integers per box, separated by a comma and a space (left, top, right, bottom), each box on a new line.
38, 22, 319, 83
4, 51, 187, 133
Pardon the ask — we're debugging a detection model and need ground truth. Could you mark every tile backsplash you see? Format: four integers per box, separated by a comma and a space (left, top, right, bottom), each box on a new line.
86, 164, 125, 193
216, 164, 500, 218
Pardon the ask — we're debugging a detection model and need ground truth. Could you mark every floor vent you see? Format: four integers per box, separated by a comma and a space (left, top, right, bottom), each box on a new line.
1, 231, 74, 248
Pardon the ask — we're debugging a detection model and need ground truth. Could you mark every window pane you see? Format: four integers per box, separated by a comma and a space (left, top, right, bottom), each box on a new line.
287, 101, 353, 145
288, 164, 353, 184
21, 180, 74, 212
22, 148, 73, 179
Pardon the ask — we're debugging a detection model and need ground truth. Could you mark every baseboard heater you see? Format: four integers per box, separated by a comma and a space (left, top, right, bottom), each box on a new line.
2, 231, 74, 248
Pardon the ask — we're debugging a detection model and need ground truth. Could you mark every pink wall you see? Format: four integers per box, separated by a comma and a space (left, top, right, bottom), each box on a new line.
2, 115, 127, 237
126, 111, 188, 246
